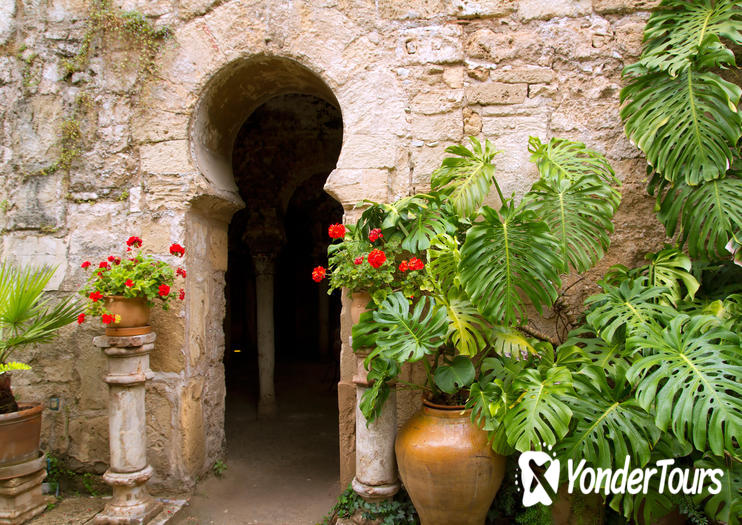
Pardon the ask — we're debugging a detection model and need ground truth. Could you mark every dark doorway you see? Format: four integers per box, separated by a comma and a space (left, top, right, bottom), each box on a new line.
220, 93, 344, 520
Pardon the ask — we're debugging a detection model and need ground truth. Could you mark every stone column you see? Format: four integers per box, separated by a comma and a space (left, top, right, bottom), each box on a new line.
93, 333, 161, 525
351, 350, 400, 502
253, 253, 277, 417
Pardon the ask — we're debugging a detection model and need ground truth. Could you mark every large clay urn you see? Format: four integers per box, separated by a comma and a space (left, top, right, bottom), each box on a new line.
103, 296, 151, 336
0, 402, 42, 467
395, 398, 506, 525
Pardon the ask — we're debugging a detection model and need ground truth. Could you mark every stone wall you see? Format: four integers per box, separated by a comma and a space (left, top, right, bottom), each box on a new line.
0, 0, 667, 492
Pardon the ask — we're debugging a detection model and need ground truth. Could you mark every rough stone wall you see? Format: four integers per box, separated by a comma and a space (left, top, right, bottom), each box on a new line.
0, 0, 666, 492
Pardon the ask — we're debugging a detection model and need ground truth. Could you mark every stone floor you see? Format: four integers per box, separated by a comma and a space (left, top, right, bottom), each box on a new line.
169, 360, 342, 525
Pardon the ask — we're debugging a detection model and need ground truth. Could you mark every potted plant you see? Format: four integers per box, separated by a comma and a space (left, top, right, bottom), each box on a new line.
0, 263, 82, 467
78, 237, 186, 336
318, 135, 622, 524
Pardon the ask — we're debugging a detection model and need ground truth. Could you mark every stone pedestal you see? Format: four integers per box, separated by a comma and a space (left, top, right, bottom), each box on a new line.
93, 333, 161, 525
351, 350, 400, 502
0, 454, 46, 525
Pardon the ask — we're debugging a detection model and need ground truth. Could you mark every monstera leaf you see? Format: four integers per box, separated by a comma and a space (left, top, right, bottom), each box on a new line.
528, 136, 618, 186
555, 366, 661, 472
585, 279, 675, 345
694, 454, 742, 525
434, 355, 475, 395
627, 315, 742, 457
358, 357, 400, 423
431, 137, 499, 217
524, 173, 619, 273
357, 292, 447, 363
397, 197, 455, 253
561, 327, 632, 379
638, 0, 742, 75
466, 380, 514, 455
503, 366, 574, 451
442, 292, 489, 357
425, 233, 462, 295
644, 247, 700, 305
490, 325, 538, 358
460, 203, 562, 326
654, 174, 742, 260
621, 67, 742, 185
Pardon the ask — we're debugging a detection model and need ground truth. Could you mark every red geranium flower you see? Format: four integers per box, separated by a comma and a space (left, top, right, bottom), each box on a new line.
89, 291, 103, 302
77, 313, 85, 324
312, 266, 326, 282
368, 249, 386, 269
179, 289, 185, 300
354, 256, 364, 265
169, 243, 185, 257
409, 257, 424, 271
99, 261, 109, 269
158, 284, 170, 297
126, 236, 143, 248
368, 228, 383, 242
107, 255, 116, 262
399, 261, 408, 272
101, 314, 115, 324
328, 224, 346, 239
125, 279, 134, 288
81, 261, 91, 269
176, 268, 186, 278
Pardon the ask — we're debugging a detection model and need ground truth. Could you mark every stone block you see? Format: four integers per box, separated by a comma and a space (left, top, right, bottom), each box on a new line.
149, 310, 185, 373
47, 0, 87, 22
411, 90, 463, 115
397, 25, 464, 65
179, 379, 205, 477
7, 175, 65, 231
411, 112, 463, 142
77, 344, 108, 411
0, 0, 15, 46
140, 140, 193, 175
325, 168, 389, 207
178, 0, 221, 18
465, 28, 545, 64
14, 95, 65, 171
0, 234, 67, 290
467, 82, 527, 105
0, 457, 46, 525
132, 110, 189, 144
377, 0, 447, 19
336, 134, 398, 170
450, 0, 517, 18
338, 380, 356, 488
517, 0, 592, 20
593, 0, 660, 14
489, 67, 555, 84
67, 416, 109, 466
464, 107, 483, 136
614, 21, 646, 58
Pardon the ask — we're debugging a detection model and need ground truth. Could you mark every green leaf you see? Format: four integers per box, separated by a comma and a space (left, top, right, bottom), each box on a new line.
555, 366, 660, 472
528, 136, 618, 186
431, 137, 500, 217
524, 173, 619, 273
627, 315, 742, 457
434, 355, 475, 395
0, 361, 31, 373
694, 454, 742, 525
441, 292, 489, 357
465, 380, 514, 455
425, 233, 461, 294
504, 366, 573, 451
644, 247, 700, 304
351, 310, 377, 351
560, 327, 631, 379
489, 325, 537, 358
654, 175, 742, 260
638, 0, 742, 76
359, 357, 400, 423
460, 203, 562, 326
620, 68, 742, 185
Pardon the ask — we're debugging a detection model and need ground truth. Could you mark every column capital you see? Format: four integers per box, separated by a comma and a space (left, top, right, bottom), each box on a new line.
252, 253, 277, 276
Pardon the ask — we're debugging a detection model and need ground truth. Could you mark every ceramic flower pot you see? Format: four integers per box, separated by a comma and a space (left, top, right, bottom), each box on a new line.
103, 296, 151, 336
0, 402, 42, 467
395, 398, 506, 525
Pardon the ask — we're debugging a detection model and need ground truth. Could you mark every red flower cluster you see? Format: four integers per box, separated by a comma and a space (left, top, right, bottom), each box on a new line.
107, 255, 121, 265
354, 256, 364, 265
77, 313, 85, 324
99, 261, 109, 269
158, 284, 170, 297
368, 228, 383, 242
89, 291, 103, 302
125, 279, 134, 288
328, 223, 346, 239
81, 261, 91, 269
170, 243, 185, 257
312, 266, 326, 282
101, 314, 115, 324
126, 236, 143, 248
176, 268, 186, 278
399, 258, 424, 272
179, 289, 185, 300
368, 249, 386, 269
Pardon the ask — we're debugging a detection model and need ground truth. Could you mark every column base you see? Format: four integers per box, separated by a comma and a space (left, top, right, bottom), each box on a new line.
257, 398, 277, 418
94, 466, 161, 525
352, 477, 400, 502
0, 455, 46, 525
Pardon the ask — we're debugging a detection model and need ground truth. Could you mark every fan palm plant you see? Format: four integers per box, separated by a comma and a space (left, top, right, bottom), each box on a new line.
0, 263, 82, 414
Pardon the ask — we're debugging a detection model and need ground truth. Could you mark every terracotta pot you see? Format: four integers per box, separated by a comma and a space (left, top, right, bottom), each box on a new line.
0, 402, 42, 467
349, 291, 371, 326
395, 399, 506, 525
103, 296, 151, 336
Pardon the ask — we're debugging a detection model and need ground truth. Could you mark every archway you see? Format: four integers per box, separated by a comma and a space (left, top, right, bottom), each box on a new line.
183, 56, 344, 520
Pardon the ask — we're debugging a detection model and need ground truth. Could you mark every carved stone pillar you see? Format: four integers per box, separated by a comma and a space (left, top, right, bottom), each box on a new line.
351, 350, 400, 502
93, 333, 161, 525
253, 253, 277, 417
